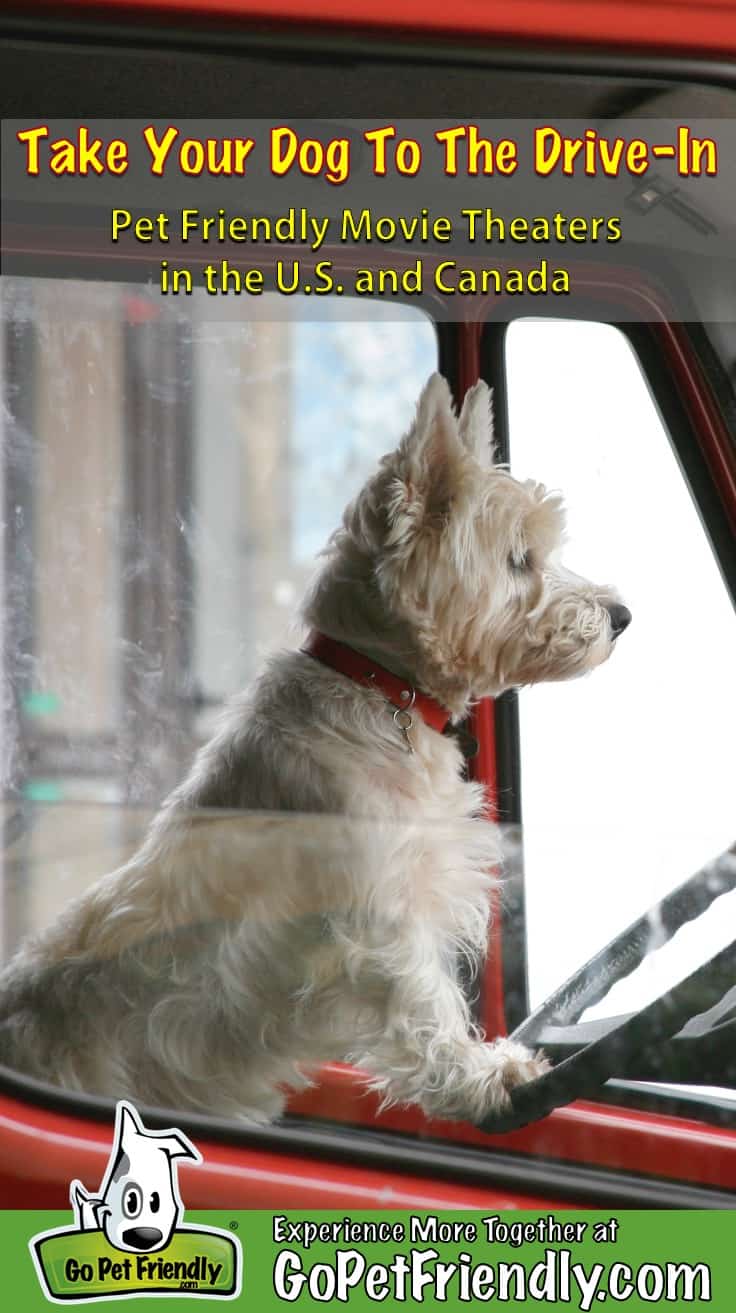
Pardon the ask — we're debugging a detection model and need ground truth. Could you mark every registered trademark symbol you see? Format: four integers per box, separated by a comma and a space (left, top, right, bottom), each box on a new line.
229, 1220, 239, 1230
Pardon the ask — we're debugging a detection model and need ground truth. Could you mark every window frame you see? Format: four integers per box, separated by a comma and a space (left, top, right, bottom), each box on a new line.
6, 289, 736, 1203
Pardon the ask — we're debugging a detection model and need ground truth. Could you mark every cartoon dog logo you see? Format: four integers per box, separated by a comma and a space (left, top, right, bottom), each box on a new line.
30, 1101, 241, 1302
70, 1101, 201, 1254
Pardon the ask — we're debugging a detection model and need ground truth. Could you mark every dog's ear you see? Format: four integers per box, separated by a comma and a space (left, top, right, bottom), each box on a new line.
116, 1100, 200, 1164
393, 374, 462, 524
118, 1102, 146, 1154
458, 380, 495, 466
156, 1131, 201, 1164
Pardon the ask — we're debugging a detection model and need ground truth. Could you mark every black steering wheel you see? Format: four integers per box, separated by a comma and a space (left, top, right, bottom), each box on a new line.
476, 842, 736, 1134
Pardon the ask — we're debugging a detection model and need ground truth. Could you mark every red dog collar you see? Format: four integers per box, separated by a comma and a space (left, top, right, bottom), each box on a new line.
301, 632, 451, 736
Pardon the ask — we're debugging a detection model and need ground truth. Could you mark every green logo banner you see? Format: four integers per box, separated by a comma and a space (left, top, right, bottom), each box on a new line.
3, 1209, 734, 1310
32, 1224, 239, 1300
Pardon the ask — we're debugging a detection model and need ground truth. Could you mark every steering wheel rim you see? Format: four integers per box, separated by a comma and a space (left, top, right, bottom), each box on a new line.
476, 842, 736, 1134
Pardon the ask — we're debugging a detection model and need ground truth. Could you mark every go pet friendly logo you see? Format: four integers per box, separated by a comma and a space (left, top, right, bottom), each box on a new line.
30, 1101, 242, 1302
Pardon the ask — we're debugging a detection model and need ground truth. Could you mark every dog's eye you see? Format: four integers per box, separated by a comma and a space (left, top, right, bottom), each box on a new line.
122, 1183, 142, 1219
508, 551, 530, 571
149, 1191, 160, 1213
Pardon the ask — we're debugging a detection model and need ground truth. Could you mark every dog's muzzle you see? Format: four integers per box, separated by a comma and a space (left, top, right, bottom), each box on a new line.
607, 603, 632, 639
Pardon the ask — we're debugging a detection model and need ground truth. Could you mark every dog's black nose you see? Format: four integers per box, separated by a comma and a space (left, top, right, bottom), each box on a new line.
122, 1227, 164, 1250
607, 603, 632, 638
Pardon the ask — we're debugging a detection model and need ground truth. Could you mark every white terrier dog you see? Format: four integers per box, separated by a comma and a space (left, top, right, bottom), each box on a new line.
0, 375, 630, 1124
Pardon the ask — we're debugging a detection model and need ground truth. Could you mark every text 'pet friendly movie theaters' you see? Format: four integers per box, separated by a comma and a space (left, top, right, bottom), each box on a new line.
109, 208, 623, 250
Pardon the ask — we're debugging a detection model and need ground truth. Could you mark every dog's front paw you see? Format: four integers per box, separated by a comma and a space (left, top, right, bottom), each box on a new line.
493, 1037, 551, 1093
477, 1037, 550, 1115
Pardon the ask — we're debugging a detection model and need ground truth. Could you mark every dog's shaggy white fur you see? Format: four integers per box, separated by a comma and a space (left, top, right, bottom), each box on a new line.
0, 375, 629, 1124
